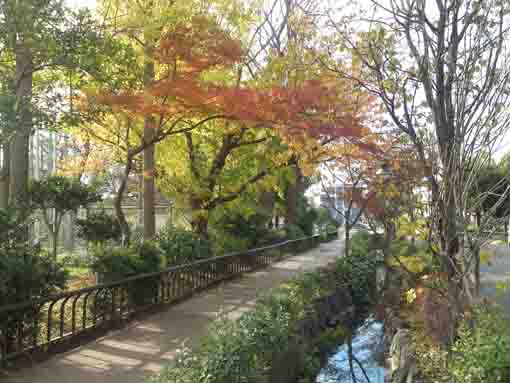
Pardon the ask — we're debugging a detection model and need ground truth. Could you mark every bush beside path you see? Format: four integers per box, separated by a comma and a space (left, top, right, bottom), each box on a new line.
2, 239, 344, 383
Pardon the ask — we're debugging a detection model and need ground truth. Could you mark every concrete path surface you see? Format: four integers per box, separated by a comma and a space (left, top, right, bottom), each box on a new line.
480, 243, 510, 317
2, 239, 343, 383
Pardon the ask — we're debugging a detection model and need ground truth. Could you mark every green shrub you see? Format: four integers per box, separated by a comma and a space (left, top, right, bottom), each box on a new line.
210, 212, 273, 253
213, 234, 252, 254
315, 208, 339, 234
92, 242, 165, 279
0, 208, 29, 251
337, 232, 380, 310
148, 244, 377, 383
286, 224, 306, 240
450, 308, 510, 383
0, 249, 68, 358
91, 242, 165, 306
0, 208, 68, 306
0, 250, 68, 307
415, 306, 510, 383
0, 208, 68, 357
76, 211, 122, 247
258, 228, 287, 245
295, 195, 319, 236
156, 225, 212, 265
28, 176, 102, 259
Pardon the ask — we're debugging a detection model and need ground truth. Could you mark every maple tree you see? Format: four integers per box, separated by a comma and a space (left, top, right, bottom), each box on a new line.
321, 130, 430, 258
156, 118, 287, 239
28, 176, 101, 260
324, 0, 510, 347
82, 12, 372, 240
242, 0, 379, 226
92, 0, 255, 239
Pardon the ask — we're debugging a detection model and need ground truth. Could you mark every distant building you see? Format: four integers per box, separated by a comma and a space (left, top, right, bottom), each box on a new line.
319, 184, 364, 226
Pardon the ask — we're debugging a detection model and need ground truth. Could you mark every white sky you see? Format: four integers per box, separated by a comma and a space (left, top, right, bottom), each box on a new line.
68, 0, 96, 9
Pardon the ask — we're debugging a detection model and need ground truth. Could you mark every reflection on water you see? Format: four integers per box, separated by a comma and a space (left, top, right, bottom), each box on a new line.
316, 319, 386, 383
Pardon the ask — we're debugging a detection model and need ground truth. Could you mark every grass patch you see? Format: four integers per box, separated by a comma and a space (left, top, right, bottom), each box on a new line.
66, 266, 91, 279
489, 239, 508, 247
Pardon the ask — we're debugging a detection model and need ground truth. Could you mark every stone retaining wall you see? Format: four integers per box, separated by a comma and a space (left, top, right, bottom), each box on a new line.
268, 287, 354, 383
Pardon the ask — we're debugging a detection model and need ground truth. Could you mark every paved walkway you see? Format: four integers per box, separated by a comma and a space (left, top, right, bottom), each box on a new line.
480, 243, 510, 317
2, 239, 343, 383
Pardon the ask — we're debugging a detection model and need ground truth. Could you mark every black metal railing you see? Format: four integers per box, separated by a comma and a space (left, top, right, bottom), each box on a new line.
0, 232, 338, 366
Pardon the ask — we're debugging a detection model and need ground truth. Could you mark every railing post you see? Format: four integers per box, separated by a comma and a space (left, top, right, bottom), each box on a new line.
1, 233, 336, 365
1, 320, 7, 368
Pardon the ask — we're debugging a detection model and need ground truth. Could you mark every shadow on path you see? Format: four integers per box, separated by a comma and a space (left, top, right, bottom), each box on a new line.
1, 240, 343, 383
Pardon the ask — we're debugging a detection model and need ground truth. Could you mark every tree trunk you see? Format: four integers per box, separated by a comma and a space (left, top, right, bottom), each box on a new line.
191, 217, 209, 240
51, 229, 58, 261
0, 144, 9, 209
190, 198, 209, 239
285, 166, 304, 226
40, 210, 60, 262
285, 180, 297, 225
260, 191, 276, 217
10, 36, 32, 210
508, 217, 510, 247
383, 220, 395, 261
115, 157, 134, 245
476, 211, 481, 228
410, 205, 416, 246
443, 192, 462, 348
143, 44, 156, 240
345, 210, 351, 258
137, 173, 143, 226
66, 211, 76, 252
474, 245, 481, 297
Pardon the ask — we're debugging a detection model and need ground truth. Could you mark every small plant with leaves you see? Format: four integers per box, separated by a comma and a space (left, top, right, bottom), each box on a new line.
76, 211, 122, 248
29, 176, 102, 260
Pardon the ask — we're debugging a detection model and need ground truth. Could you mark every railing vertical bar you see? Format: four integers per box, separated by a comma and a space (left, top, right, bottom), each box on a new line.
33, 307, 40, 348
0, 233, 338, 363
16, 318, 23, 354
60, 297, 72, 338
111, 288, 116, 319
82, 292, 92, 331
71, 295, 79, 334
1, 320, 8, 367
47, 301, 57, 343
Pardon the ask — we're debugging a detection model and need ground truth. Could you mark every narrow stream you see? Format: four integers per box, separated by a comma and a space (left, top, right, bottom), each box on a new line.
316, 318, 387, 383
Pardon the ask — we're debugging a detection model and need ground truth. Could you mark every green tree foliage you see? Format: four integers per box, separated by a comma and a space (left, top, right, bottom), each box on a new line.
155, 225, 212, 265
416, 307, 510, 383
29, 176, 101, 259
0, 208, 29, 252
473, 165, 510, 227
0, 0, 113, 207
157, 119, 287, 240
0, 208, 67, 356
149, 232, 377, 383
211, 211, 276, 252
295, 194, 319, 236
91, 241, 165, 305
92, 242, 165, 280
76, 211, 122, 248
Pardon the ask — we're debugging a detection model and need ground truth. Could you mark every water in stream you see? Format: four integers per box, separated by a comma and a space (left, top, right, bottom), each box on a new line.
316, 318, 387, 383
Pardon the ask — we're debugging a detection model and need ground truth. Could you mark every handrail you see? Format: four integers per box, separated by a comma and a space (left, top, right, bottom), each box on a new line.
0, 231, 338, 366
0, 236, 321, 314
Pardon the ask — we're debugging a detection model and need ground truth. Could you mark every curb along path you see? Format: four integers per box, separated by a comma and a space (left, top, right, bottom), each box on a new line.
3, 239, 344, 383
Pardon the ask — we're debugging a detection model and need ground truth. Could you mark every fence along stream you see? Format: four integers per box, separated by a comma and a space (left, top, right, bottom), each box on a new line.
0, 232, 338, 366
